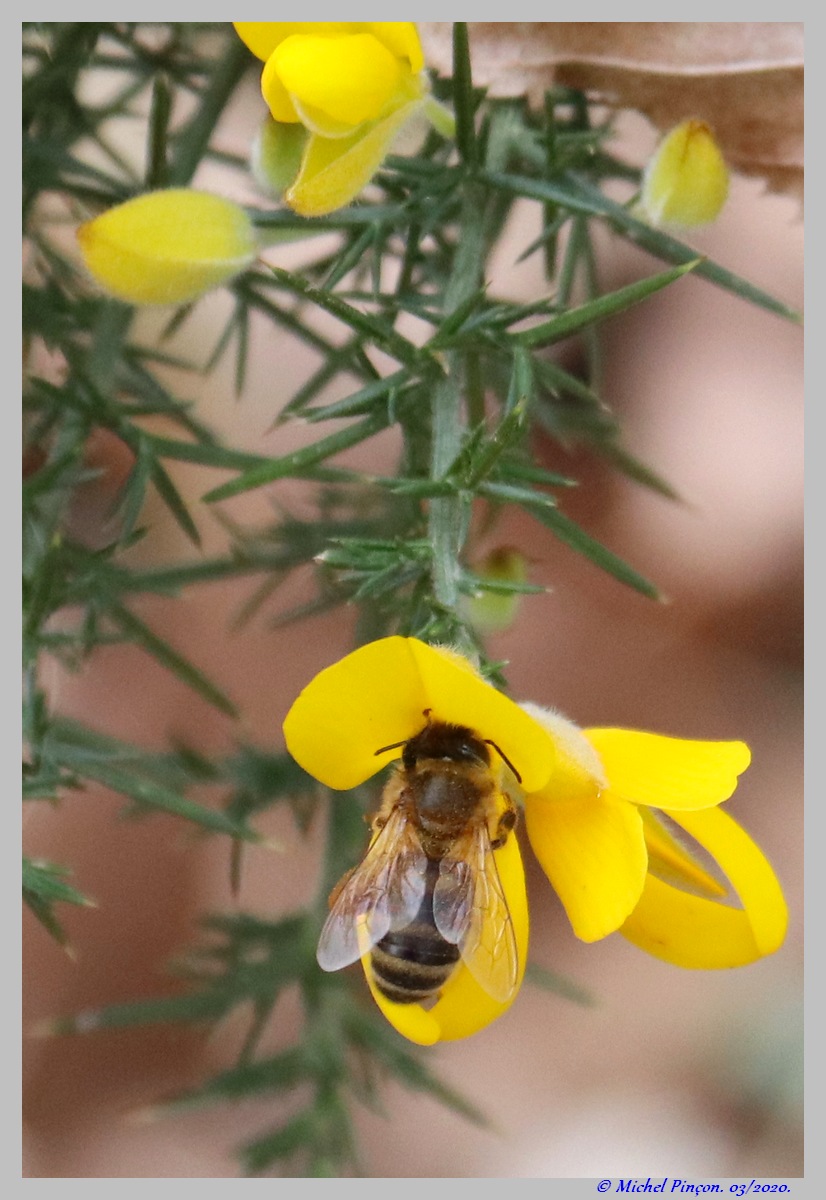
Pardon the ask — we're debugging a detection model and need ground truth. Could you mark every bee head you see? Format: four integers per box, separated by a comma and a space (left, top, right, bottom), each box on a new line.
401, 719, 490, 771
374, 711, 522, 783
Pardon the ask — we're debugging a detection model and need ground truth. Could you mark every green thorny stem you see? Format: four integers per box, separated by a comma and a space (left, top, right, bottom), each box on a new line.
427, 182, 487, 641
427, 25, 486, 653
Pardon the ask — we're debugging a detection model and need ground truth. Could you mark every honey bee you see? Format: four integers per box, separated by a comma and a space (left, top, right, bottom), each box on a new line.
316, 713, 521, 1006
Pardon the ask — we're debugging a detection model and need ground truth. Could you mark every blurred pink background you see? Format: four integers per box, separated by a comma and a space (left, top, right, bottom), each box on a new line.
23, 73, 803, 1180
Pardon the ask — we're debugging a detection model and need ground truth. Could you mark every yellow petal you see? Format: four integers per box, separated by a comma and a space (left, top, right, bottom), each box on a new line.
285, 101, 419, 216
76, 189, 255, 306
233, 22, 351, 63
639, 807, 727, 899
282, 637, 555, 792
284, 637, 423, 789
640, 119, 729, 228
525, 786, 647, 942
621, 805, 788, 967
405, 641, 554, 794
260, 50, 301, 124
290, 97, 363, 141
363, 830, 528, 1044
584, 729, 751, 811
365, 22, 424, 71
271, 33, 402, 128
234, 23, 423, 71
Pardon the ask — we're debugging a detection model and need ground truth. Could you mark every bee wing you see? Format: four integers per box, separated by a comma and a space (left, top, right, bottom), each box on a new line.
432, 821, 519, 1003
316, 805, 428, 972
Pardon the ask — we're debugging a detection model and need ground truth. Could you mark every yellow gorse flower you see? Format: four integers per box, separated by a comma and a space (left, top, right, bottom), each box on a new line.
639, 119, 730, 229
283, 637, 788, 1045
233, 22, 431, 217
76, 189, 257, 306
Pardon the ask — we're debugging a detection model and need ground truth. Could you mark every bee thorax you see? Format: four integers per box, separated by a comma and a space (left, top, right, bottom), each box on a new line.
411, 764, 490, 839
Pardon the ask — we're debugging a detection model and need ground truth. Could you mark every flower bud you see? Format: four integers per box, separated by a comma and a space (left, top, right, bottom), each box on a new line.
251, 115, 309, 199
640, 119, 729, 229
461, 547, 530, 634
77, 189, 256, 305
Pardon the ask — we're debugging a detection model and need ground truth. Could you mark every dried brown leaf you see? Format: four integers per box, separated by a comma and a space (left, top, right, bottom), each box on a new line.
420, 22, 803, 201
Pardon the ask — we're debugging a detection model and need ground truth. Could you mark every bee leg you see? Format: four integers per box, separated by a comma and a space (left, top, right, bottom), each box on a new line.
491, 804, 517, 849
371, 777, 406, 834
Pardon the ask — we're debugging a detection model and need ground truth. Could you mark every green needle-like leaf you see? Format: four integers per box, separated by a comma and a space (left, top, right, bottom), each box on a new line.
451, 23, 479, 167
106, 602, 238, 717
524, 500, 662, 598
264, 266, 425, 370
23, 857, 94, 946
76, 760, 260, 837
519, 260, 700, 348
524, 961, 596, 1006
148, 457, 202, 546
203, 410, 392, 503
485, 169, 801, 321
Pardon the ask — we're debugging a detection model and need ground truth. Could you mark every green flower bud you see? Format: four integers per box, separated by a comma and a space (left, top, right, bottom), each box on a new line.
462, 547, 530, 634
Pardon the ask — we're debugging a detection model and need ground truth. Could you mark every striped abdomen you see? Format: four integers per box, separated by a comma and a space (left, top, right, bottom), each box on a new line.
370, 859, 459, 1004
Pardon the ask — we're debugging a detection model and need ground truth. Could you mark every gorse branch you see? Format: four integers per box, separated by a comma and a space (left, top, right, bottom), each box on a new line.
22, 21, 797, 1176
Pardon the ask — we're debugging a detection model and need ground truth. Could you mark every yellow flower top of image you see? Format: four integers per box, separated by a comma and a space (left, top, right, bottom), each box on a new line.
77, 189, 256, 306
640, 119, 730, 228
284, 637, 788, 1045
233, 22, 432, 217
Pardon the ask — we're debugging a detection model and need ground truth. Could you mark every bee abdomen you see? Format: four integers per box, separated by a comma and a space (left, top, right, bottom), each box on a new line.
371, 918, 460, 1005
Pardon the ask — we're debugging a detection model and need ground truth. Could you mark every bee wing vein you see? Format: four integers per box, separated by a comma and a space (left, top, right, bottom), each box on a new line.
433, 820, 519, 1003
316, 805, 427, 972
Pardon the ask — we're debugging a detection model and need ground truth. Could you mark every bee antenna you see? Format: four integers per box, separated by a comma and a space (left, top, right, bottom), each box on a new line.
484, 739, 522, 784
374, 738, 408, 757
374, 710, 433, 757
